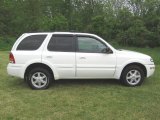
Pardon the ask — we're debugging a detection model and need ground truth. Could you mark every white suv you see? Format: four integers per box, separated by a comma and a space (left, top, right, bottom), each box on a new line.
7, 32, 155, 89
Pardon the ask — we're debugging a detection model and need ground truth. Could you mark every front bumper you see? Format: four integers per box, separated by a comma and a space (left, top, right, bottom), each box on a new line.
145, 64, 155, 77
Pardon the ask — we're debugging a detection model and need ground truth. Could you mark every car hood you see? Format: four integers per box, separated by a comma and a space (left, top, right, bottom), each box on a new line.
117, 49, 151, 59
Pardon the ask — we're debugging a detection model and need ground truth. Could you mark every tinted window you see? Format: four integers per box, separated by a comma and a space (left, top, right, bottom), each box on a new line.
17, 35, 47, 50
77, 37, 107, 53
48, 35, 75, 52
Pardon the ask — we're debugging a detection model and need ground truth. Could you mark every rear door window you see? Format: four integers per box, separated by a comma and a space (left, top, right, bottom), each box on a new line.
47, 35, 75, 52
17, 35, 47, 50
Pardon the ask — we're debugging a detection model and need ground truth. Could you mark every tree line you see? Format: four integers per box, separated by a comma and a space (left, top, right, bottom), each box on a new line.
0, 0, 160, 48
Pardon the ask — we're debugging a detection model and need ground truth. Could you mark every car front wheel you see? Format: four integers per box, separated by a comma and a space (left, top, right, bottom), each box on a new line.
121, 65, 145, 86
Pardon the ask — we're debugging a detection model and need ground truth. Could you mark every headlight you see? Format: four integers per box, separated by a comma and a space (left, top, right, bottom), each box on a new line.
150, 58, 154, 62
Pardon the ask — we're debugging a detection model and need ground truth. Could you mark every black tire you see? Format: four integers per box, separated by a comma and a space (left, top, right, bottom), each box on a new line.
27, 67, 53, 89
24, 74, 28, 82
120, 65, 145, 87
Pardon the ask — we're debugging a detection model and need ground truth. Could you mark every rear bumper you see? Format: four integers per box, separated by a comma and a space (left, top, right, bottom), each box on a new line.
145, 64, 155, 77
7, 63, 24, 78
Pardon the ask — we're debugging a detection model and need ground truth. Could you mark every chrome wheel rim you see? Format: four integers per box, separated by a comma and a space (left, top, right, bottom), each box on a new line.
31, 72, 48, 88
126, 70, 141, 85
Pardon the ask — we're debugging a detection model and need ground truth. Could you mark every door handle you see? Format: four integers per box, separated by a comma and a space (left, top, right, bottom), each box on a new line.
46, 56, 52, 59
79, 57, 86, 59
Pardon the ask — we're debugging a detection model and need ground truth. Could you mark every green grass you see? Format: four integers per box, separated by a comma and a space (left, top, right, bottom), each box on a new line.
0, 47, 160, 120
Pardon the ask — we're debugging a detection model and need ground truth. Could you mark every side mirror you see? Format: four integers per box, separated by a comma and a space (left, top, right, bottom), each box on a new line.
102, 47, 113, 54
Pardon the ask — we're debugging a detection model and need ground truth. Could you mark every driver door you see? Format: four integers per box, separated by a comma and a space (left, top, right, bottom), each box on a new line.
76, 36, 116, 78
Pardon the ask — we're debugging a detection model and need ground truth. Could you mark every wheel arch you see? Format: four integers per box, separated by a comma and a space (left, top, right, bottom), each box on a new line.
24, 63, 54, 80
120, 62, 147, 78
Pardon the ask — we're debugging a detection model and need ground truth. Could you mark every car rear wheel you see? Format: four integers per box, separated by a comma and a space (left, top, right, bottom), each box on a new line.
27, 67, 52, 89
121, 65, 145, 86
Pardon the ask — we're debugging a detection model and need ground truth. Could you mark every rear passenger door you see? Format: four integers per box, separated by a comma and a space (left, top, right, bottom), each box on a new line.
42, 34, 76, 79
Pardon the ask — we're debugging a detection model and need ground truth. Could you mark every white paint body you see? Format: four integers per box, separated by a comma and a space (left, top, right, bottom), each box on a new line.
7, 32, 155, 80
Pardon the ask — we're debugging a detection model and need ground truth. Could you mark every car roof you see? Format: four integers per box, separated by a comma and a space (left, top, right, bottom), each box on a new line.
25, 32, 96, 36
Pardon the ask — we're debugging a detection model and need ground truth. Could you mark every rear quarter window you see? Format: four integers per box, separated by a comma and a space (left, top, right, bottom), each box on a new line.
17, 35, 47, 50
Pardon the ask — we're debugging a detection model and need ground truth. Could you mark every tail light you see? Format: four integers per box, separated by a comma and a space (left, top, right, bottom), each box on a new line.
9, 52, 15, 64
